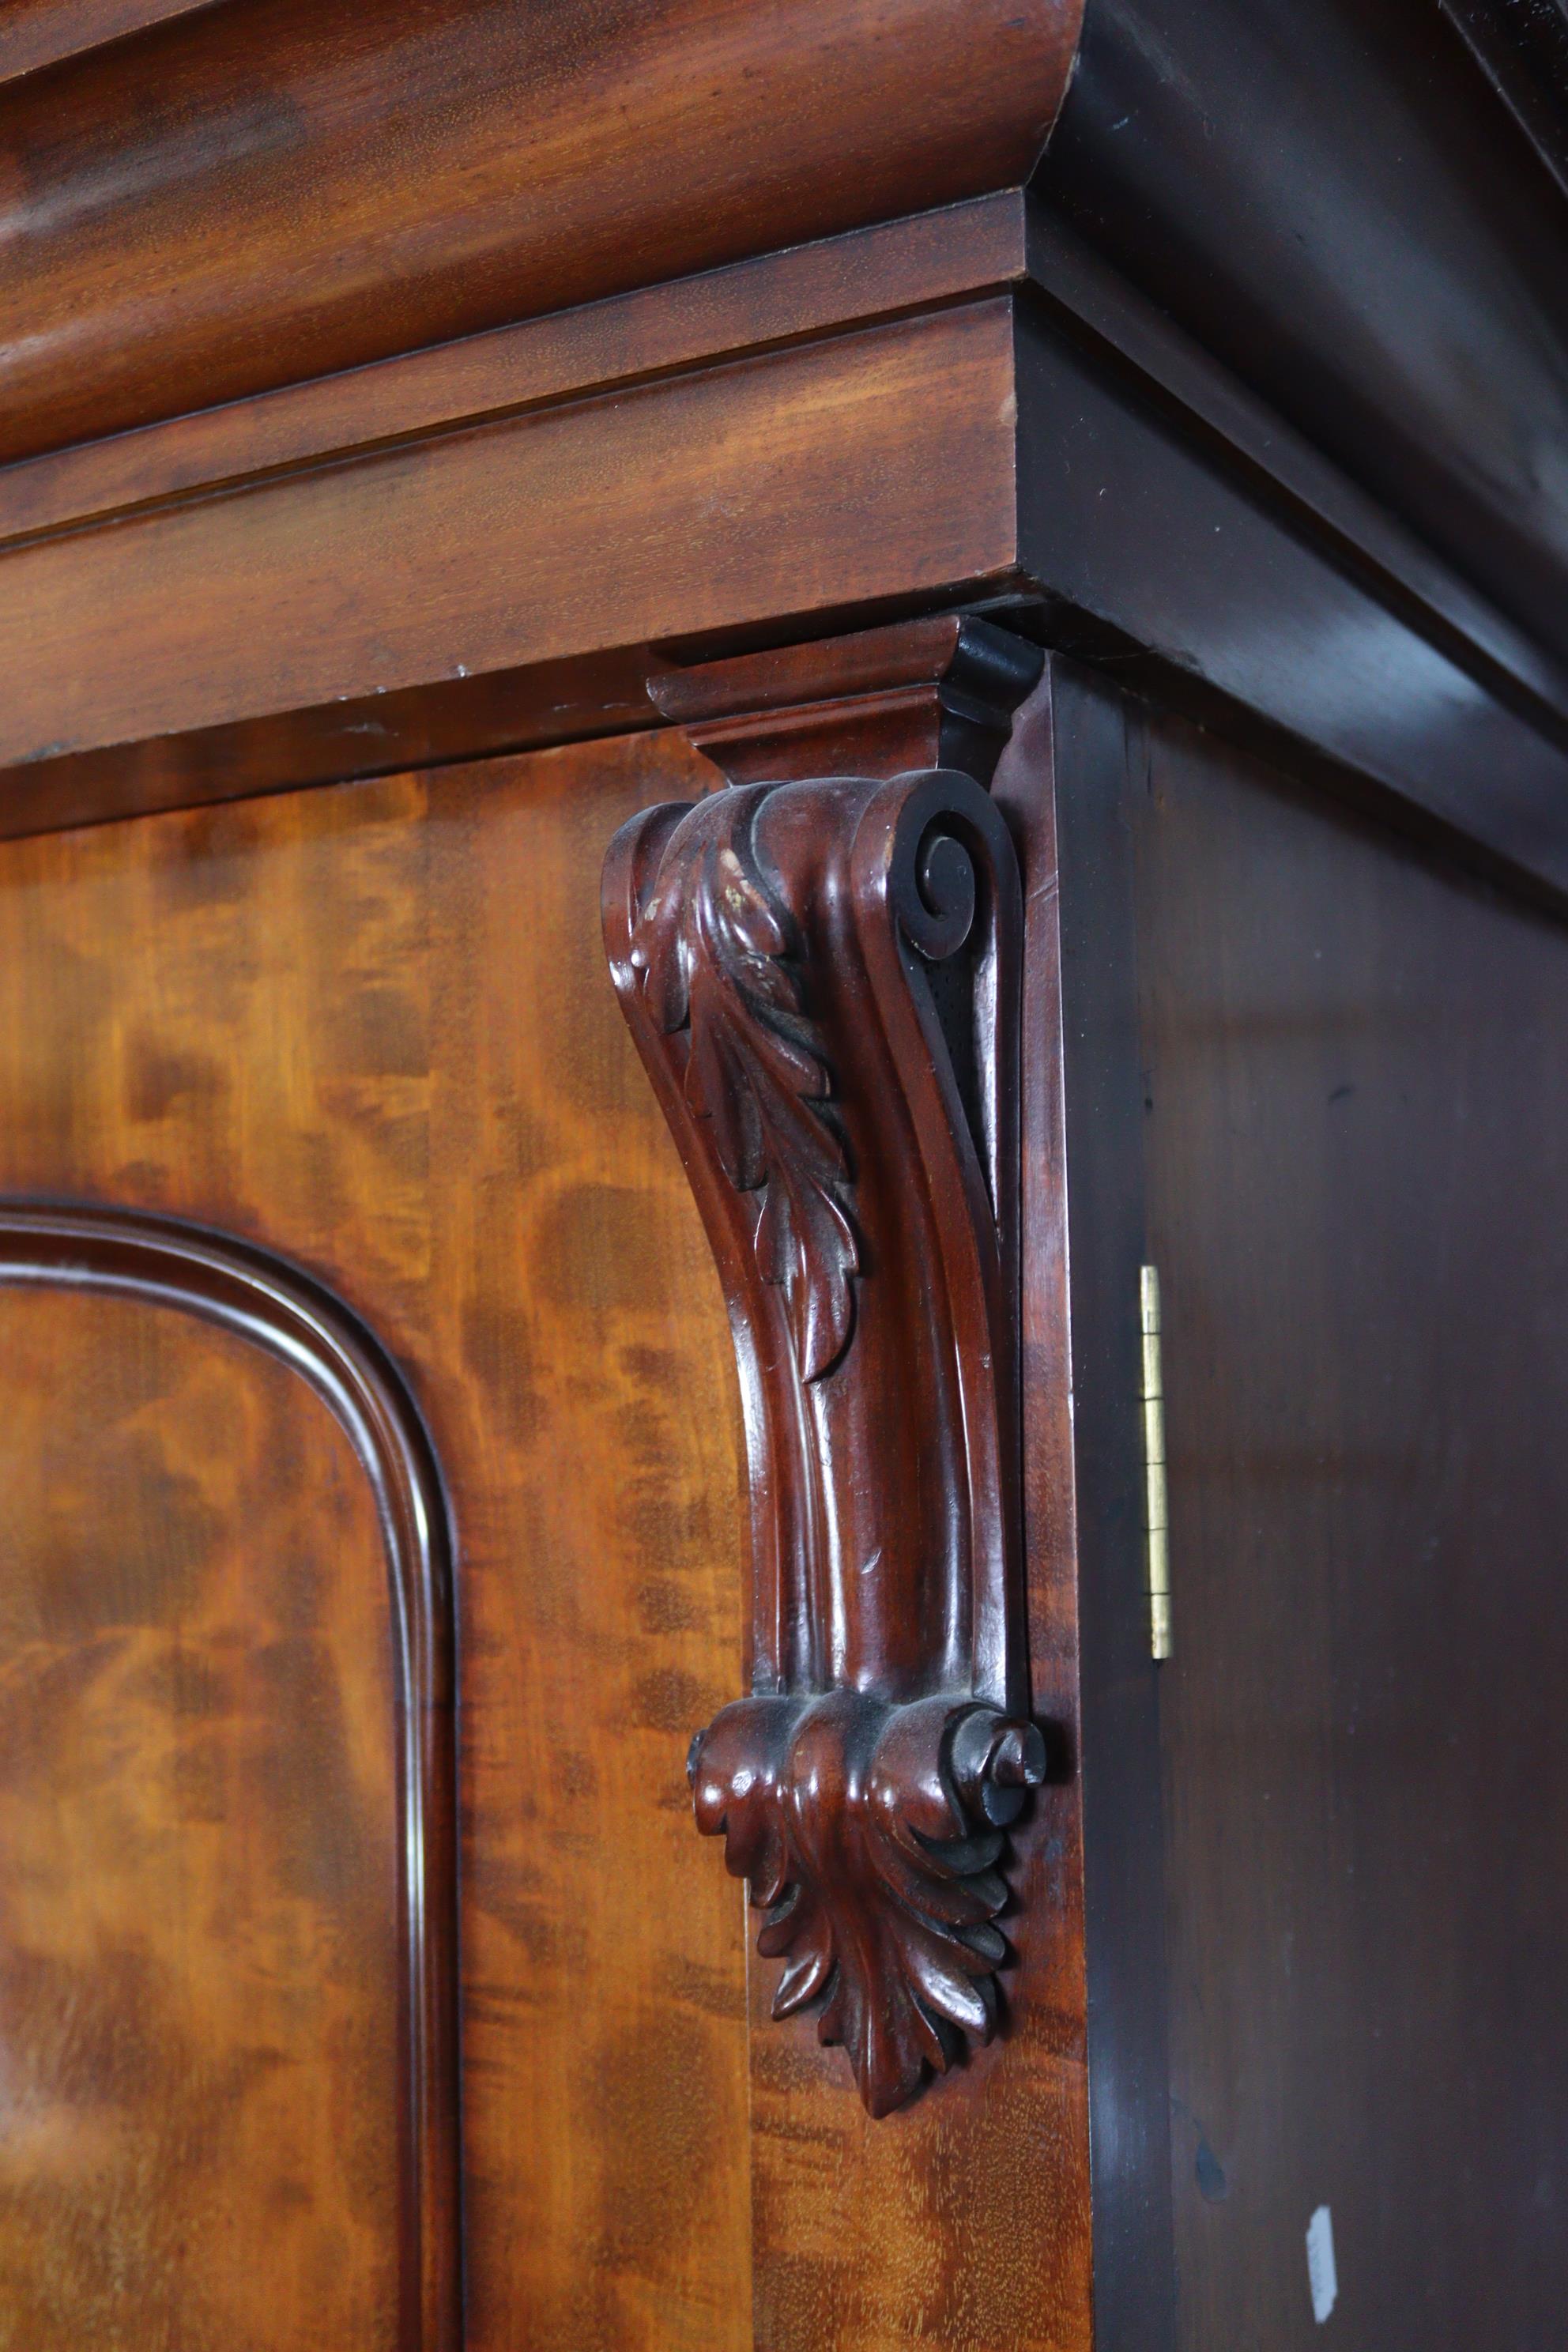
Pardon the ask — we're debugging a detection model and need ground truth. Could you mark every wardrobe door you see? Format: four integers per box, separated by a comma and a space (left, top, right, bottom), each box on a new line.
0, 1246, 430, 2352
0, 730, 754, 2350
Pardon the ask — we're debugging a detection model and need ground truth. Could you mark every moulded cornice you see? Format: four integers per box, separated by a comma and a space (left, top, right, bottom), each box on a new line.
0, 0, 1084, 462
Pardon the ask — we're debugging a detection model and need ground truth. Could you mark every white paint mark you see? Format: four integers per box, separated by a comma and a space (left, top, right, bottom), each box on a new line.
1306, 2205, 1337, 2324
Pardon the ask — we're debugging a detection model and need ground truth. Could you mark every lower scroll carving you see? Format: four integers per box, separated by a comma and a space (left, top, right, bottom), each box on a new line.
605, 757, 1046, 2114
692, 1693, 1045, 2115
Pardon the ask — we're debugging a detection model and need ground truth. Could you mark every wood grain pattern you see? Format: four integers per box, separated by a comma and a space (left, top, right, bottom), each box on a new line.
2, 300, 1020, 790
0, 0, 1559, 2328
0, 1204, 461, 2351
702, 667, 1094, 2345
0, 0, 211, 84
1131, 696, 1568, 2346
12, 205, 1568, 918
0, 731, 755, 2348
10, 186, 1568, 921
0, 1287, 402, 2350
0, 0, 1081, 463
0, 194, 1030, 551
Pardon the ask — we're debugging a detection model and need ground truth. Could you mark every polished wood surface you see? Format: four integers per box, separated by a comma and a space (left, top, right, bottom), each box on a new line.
2, 299, 1020, 809
0, 0, 209, 82
1038, 0, 1568, 667
1014, 276, 1568, 910
2, 0, 1564, 2337
0, 658, 1099, 2340
1130, 698, 1568, 2344
3, 185, 1567, 920
1438, 0, 1568, 203
717, 669, 1092, 2349
651, 616, 1042, 789
0, 732, 756, 2347
1017, 203, 1568, 747
605, 689, 1044, 2113
0, 1286, 402, 2347
0, 1204, 461, 2350
0, 195, 1029, 551
1027, 658, 1178, 2352
0, 0, 1081, 464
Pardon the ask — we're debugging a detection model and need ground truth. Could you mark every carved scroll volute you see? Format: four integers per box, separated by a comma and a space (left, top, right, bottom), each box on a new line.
603, 732, 1045, 2116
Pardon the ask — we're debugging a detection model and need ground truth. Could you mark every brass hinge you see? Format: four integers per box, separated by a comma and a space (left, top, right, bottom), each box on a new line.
1140, 1264, 1172, 1661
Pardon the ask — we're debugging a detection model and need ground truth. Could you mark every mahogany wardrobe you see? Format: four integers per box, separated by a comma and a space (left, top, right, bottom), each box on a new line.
2, 1, 1566, 2346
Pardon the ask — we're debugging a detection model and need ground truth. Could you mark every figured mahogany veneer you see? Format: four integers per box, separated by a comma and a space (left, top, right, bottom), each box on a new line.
604, 628, 1049, 2113
0, 1204, 461, 2352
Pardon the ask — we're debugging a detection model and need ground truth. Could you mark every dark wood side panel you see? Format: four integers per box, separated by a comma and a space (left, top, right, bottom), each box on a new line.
1129, 699, 1568, 2346
1436, 0, 1568, 205
1036, 658, 1178, 2352
0, 733, 756, 2349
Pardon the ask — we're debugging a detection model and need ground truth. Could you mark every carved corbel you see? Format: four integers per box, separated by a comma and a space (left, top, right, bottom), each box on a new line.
603, 620, 1046, 2116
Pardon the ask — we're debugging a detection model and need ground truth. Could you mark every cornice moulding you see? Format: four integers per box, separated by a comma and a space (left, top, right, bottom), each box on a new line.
0, 0, 1084, 463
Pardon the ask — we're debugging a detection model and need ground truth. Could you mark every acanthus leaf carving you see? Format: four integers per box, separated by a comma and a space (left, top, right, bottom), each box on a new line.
628, 786, 859, 1384
604, 741, 1046, 2115
692, 1690, 1045, 2116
